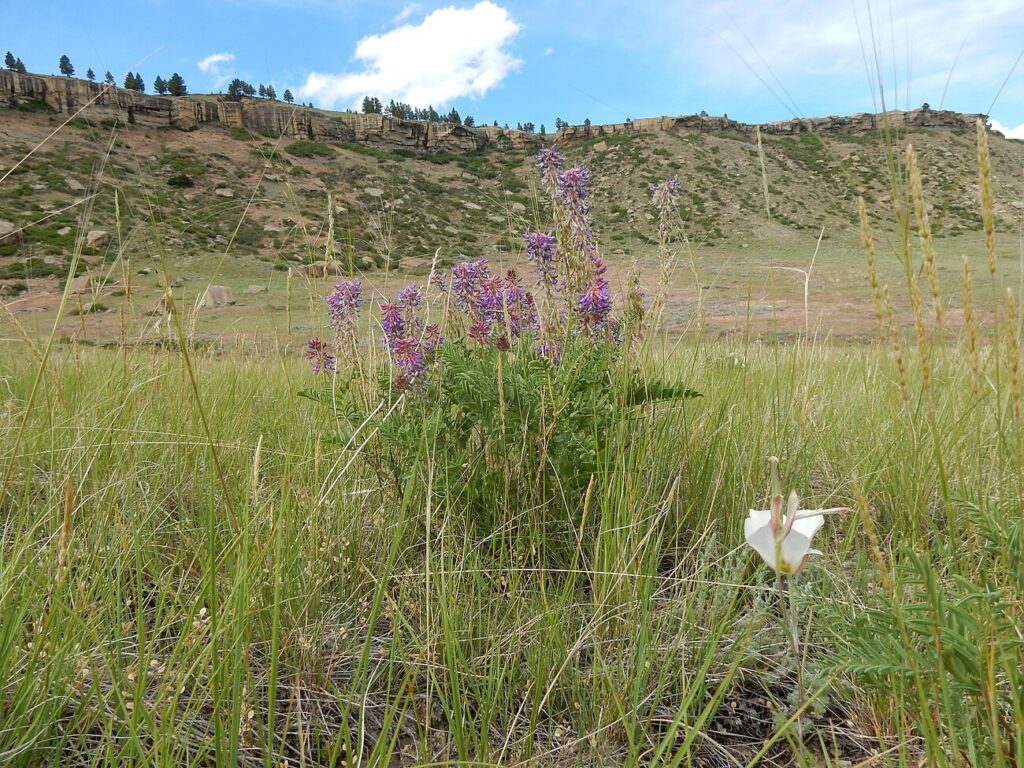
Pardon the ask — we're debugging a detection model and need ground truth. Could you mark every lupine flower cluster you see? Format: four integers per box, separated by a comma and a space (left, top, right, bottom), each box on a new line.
523, 232, 558, 290
307, 148, 630, 382
536, 145, 564, 199
326, 279, 362, 334
451, 259, 539, 349
380, 288, 443, 391
306, 337, 336, 374
578, 261, 618, 341
530, 146, 620, 343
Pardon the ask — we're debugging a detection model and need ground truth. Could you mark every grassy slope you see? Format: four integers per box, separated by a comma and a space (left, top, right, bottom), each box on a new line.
1, 107, 1022, 344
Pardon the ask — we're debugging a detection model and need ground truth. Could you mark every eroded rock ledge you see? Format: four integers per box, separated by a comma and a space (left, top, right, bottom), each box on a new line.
1, 69, 990, 155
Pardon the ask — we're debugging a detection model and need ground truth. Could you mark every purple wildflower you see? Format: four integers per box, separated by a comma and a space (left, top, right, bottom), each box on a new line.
306, 338, 336, 374
391, 335, 428, 390
451, 259, 490, 312
422, 323, 444, 352
536, 145, 563, 197
557, 166, 591, 210
468, 320, 490, 345
326, 279, 362, 334
380, 302, 405, 343
399, 284, 423, 309
577, 259, 619, 342
523, 232, 558, 288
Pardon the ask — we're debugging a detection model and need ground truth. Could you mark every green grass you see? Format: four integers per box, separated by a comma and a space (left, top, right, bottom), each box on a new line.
1, 333, 1022, 765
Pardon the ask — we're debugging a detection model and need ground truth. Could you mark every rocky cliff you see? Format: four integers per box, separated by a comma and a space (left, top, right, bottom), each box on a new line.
1, 68, 991, 155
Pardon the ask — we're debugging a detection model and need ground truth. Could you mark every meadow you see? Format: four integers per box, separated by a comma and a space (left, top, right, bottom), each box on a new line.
1, 112, 1023, 768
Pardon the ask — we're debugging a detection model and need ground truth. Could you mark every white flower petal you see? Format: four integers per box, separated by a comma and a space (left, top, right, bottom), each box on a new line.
744, 522, 779, 570
781, 530, 812, 571
789, 512, 825, 540
745, 509, 772, 534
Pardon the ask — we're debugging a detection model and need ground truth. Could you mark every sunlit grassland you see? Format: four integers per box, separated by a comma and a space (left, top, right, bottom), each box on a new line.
1, 328, 1022, 765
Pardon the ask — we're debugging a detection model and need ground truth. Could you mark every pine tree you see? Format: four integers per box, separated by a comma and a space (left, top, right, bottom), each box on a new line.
227, 79, 254, 99
123, 73, 135, 89
265, 84, 276, 100
258, 84, 267, 98
283, 89, 294, 104
540, 124, 546, 135
4, 51, 16, 71
153, 76, 167, 95
14, 58, 26, 74
135, 72, 145, 92
583, 117, 591, 127
59, 55, 74, 77
463, 115, 475, 127
447, 107, 461, 125
167, 73, 186, 97
104, 71, 115, 86
86, 68, 95, 82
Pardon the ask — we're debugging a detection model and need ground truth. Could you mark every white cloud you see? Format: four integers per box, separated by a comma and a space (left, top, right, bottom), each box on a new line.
197, 52, 235, 73
991, 119, 1024, 139
671, 0, 1024, 115
392, 3, 420, 24
297, 1, 522, 109
543, 47, 554, 56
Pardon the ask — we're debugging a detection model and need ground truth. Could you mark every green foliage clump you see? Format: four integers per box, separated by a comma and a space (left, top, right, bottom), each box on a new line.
284, 140, 334, 158
158, 152, 206, 177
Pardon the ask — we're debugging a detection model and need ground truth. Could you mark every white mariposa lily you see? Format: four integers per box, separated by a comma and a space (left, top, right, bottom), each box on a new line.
744, 490, 843, 574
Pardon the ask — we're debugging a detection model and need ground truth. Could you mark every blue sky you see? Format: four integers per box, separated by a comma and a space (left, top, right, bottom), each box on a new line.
5, 1, 1024, 136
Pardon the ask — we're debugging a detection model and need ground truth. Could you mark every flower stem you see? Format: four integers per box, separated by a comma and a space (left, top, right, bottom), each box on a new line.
777, 572, 805, 742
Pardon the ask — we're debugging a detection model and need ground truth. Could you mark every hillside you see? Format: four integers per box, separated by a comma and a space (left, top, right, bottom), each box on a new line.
1, 72, 1023, 343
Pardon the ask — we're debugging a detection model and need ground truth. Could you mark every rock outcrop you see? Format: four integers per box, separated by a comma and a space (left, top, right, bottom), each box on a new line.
0, 68, 989, 156
0, 69, 488, 152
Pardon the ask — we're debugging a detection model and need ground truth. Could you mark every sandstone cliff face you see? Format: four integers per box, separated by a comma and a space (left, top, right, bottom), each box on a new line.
0, 68, 988, 155
0, 69, 488, 152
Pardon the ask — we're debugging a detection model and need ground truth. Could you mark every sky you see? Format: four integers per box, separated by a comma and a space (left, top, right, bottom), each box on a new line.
4, 0, 1023, 137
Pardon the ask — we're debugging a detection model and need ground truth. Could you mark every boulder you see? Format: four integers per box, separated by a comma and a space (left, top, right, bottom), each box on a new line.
68, 274, 93, 294
244, 284, 269, 295
214, 187, 235, 198
0, 219, 22, 246
85, 230, 110, 248
57, 226, 72, 236
201, 285, 235, 307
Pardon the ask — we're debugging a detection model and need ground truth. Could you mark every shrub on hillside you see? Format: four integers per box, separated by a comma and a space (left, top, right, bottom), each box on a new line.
285, 140, 334, 159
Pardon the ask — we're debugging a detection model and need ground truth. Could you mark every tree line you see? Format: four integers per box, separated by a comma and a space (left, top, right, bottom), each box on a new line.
5, 52, 589, 130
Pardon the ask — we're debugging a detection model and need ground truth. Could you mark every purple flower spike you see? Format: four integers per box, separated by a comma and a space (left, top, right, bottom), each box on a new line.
523, 231, 558, 288
399, 284, 423, 309
306, 338, 336, 374
468, 320, 491, 345
326, 279, 362, 333
557, 166, 590, 209
380, 301, 405, 343
536, 145, 564, 195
